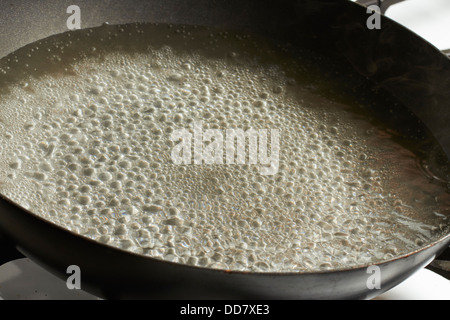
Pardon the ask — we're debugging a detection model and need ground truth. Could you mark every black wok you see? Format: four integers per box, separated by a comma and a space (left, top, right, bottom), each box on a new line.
0, 0, 449, 299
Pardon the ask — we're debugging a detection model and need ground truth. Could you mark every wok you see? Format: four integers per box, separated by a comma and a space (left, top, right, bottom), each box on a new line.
0, 0, 449, 299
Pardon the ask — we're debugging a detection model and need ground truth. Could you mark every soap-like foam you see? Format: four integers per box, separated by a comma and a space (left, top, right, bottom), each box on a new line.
0, 23, 449, 272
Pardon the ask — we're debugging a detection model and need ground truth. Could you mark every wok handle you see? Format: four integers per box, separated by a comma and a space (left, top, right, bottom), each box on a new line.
0, 230, 25, 266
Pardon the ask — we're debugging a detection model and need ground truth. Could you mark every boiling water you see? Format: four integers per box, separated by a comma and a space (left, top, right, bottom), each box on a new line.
0, 23, 449, 272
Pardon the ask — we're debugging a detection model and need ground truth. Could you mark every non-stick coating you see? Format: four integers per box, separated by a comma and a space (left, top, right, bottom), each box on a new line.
0, 0, 449, 299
